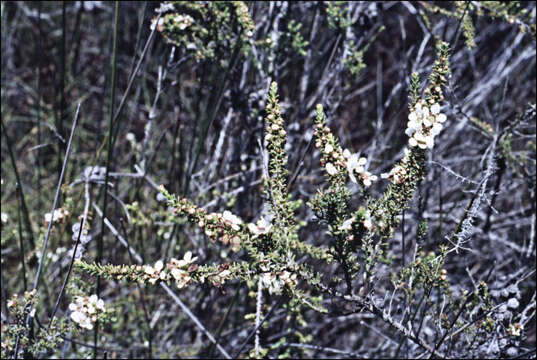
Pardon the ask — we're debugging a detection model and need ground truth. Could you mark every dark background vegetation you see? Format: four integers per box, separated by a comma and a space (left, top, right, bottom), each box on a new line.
1, 1, 535, 358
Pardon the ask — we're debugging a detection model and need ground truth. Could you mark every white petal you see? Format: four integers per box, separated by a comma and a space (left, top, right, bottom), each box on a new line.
431, 123, 443, 135
422, 107, 429, 118
436, 113, 447, 123
431, 103, 440, 114
247, 223, 258, 234
408, 112, 417, 122
184, 251, 192, 262
407, 119, 420, 130
326, 163, 338, 175
413, 132, 425, 142
409, 138, 418, 147
423, 117, 432, 127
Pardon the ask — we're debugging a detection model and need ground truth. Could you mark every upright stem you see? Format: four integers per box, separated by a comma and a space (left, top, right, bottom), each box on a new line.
95, 2, 119, 357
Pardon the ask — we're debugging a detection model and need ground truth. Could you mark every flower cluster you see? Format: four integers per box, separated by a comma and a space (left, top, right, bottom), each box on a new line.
76, 256, 245, 290
168, 252, 198, 288
314, 105, 378, 187
152, 2, 254, 61
161, 188, 247, 252
6, 289, 37, 313
68, 295, 106, 330
380, 148, 413, 184
141, 252, 199, 287
143, 259, 168, 285
204, 211, 243, 251
44, 208, 69, 224
343, 149, 378, 186
405, 100, 447, 149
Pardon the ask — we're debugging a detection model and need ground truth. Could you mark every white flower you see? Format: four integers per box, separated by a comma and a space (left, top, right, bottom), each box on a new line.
81, 318, 93, 330
44, 211, 62, 223
70, 310, 86, 324
343, 149, 352, 158
326, 162, 338, 176
324, 144, 334, 153
1, 213, 7, 223
144, 266, 155, 275
345, 155, 359, 183
248, 218, 271, 236
171, 268, 185, 280
415, 103, 423, 116
423, 116, 433, 127
409, 138, 418, 147
413, 132, 428, 149
436, 113, 447, 123
430, 103, 441, 114
175, 251, 198, 268
363, 218, 373, 230
408, 111, 418, 122
222, 210, 243, 231
262, 273, 283, 295
154, 260, 164, 272
431, 122, 443, 136
422, 106, 430, 118
407, 118, 420, 131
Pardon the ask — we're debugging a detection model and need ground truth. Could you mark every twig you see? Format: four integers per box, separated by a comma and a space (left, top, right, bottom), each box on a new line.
92, 204, 232, 359
15, 103, 81, 359
48, 180, 91, 329
233, 296, 284, 358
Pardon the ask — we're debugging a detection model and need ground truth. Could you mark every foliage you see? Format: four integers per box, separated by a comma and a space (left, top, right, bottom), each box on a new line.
1, 1, 535, 358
